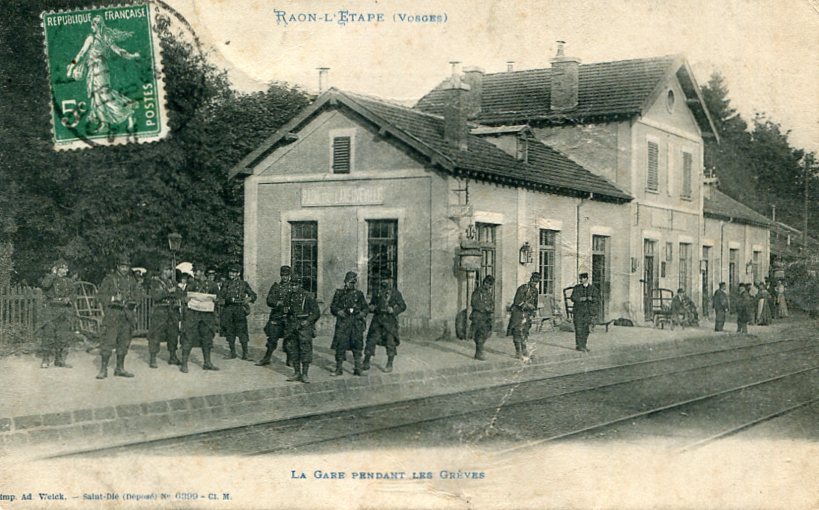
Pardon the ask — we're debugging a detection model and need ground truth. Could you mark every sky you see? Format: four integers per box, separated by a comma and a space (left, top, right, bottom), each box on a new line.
162, 0, 819, 154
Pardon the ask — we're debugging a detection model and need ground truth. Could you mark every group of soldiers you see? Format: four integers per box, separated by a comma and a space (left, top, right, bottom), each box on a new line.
40, 255, 601, 380
470, 270, 600, 362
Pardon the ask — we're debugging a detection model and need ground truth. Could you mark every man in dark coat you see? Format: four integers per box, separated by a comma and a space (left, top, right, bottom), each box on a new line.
39, 258, 75, 369
570, 272, 599, 352
147, 259, 183, 368
218, 264, 257, 360
330, 271, 369, 375
506, 272, 539, 361
96, 254, 141, 379
470, 275, 495, 361
257, 265, 292, 367
713, 282, 730, 332
363, 276, 406, 373
180, 262, 221, 373
284, 274, 321, 383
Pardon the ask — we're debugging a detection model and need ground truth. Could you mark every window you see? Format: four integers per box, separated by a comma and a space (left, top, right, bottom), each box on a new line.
332, 136, 351, 173
538, 229, 558, 296
679, 243, 691, 294
366, 220, 398, 296
647, 141, 659, 192
475, 223, 498, 287
666, 89, 676, 112
682, 152, 693, 199
592, 235, 610, 318
516, 135, 528, 162
665, 242, 673, 262
290, 222, 318, 295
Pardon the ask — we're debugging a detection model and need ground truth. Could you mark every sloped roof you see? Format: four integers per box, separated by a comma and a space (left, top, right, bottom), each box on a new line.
229, 89, 631, 202
704, 189, 773, 228
415, 55, 717, 139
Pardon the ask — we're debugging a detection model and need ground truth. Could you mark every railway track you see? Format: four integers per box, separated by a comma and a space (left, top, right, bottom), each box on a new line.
54, 335, 818, 457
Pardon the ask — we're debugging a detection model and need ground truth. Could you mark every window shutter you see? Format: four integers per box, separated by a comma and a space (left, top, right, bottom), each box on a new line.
682, 152, 692, 198
647, 141, 659, 191
332, 136, 351, 173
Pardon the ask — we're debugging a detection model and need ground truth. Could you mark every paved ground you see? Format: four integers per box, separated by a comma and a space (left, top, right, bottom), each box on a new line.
0, 315, 796, 419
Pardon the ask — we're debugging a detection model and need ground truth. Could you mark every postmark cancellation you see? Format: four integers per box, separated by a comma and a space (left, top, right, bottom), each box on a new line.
41, 4, 168, 150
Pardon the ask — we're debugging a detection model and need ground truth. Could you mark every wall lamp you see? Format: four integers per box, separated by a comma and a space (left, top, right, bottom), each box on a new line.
519, 242, 533, 265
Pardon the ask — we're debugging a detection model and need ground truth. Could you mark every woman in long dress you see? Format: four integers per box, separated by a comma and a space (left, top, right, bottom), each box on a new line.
66, 15, 140, 133
757, 283, 772, 325
776, 281, 789, 318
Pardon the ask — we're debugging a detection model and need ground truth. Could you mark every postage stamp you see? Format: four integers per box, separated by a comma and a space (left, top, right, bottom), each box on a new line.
41, 4, 167, 150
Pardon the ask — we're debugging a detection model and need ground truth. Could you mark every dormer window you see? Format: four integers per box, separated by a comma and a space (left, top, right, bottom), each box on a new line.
516, 135, 528, 162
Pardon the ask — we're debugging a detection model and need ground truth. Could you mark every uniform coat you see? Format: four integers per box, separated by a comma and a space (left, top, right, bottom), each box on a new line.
570, 283, 599, 349
284, 287, 321, 364
40, 273, 75, 353
365, 286, 407, 356
147, 275, 183, 354
182, 278, 220, 352
98, 270, 141, 357
506, 283, 539, 338
470, 285, 495, 344
264, 280, 290, 349
218, 277, 257, 343
330, 288, 369, 353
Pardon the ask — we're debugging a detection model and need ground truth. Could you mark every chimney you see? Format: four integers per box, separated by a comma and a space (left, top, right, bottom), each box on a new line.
443, 61, 470, 151
461, 66, 484, 119
317, 67, 330, 93
550, 41, 580, 111
506, 61, 515, 72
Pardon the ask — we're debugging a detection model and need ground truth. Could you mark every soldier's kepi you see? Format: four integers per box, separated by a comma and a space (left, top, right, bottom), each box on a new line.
506, 272, 540, 361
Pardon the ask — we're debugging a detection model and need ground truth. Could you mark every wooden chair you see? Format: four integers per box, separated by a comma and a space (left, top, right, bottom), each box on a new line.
536, 295, 564, 331
72, 281, 104, 338
650, 288, 674, 329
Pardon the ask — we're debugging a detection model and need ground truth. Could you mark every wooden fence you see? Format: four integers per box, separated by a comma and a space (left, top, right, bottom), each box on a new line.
0, 285, 43, 343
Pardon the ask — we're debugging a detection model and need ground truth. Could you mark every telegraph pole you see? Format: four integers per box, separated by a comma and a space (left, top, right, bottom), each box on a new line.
804, 154, 813, 254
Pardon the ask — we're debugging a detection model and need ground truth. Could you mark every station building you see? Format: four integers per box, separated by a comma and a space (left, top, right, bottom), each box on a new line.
230, 45, 772, 332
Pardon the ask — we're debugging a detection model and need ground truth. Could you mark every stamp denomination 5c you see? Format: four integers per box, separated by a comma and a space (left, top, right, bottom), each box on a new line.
42, 4, 167, 150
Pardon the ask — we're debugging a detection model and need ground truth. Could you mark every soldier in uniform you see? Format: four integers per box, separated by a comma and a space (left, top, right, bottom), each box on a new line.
362, 276, 406, 373
506, 272, 539, 361
283, 273, 320, 383
570, 272, 600, 352
180, 262, 220, 373
257, 265, 292, 367
330, 271, 369, 376
147, 259, 183, 368
39, 258, 75, 369
470, 275, 495, 361
96, 254, 141, 379
218, 265, 257, 360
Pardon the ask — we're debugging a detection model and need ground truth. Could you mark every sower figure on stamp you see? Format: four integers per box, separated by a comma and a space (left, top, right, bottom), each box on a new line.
363, 276, 406, 373
713, 282, 730, 332
283, 273, 320, 383
39, 258, 75, 369
147, 259, 183, 368
571, 272, 599, 352
506, 272, 539, 361
180, 262, 220, 373
330, 271, 369, 376
470, 275, 495, 361
258, 265, 292, 367
218, 265, 257, 360
96, 254, 140, 379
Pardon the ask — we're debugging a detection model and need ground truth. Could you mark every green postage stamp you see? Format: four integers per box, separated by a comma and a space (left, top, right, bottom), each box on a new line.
42, 4, 168, 150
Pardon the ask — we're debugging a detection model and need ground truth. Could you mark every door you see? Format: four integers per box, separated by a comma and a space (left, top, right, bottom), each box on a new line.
701, 246, 711, 317
643, 239, 657, 320
592, 235, 610, 320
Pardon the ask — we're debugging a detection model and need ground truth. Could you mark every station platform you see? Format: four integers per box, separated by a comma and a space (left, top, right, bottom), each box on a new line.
0, 316, 800, 458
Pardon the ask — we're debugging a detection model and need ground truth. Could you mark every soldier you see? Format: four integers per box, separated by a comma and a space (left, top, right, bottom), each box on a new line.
330, 271, 369, 376
39, 258, 75, 369
363, 276, 406, 373
96, 254, 141, 379
283, 273, 320, 383
218, 265, 257, 360
179, 262, 220, 373
570, 272, 600, 352
147, 259, 183, 368
506, 272, 539, 361
257, 265, 292, 367
470, 275, 495, 361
